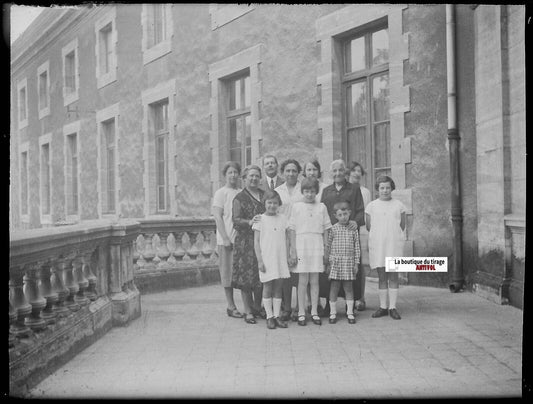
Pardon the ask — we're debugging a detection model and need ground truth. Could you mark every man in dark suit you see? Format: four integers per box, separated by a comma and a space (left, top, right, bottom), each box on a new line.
259, 154, 284, 192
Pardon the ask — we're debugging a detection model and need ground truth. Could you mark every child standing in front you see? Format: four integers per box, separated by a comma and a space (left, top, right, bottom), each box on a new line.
289, 177, 332, 326
253, 190, 292, 329
325, 201, 361, 324
365, 176, 406, 320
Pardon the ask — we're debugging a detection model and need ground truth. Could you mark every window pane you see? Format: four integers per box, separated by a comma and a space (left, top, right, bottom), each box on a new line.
229, 118, 240, 149
347, 127, 367, 171
245, 115, 251, 146
65, 52, 76, 92
153, 4, 165, 45
346, 81, 367, 127
345, 36, 365, 73
19, 87, 26, 119
107, 147, 115, 212
153, 102, 168, 132
244, 76, 251, 108
39, 72, 48, 109
41, 144, 50, 215
230, 148, 241, 165
158, 186, 165, 211
372, 29, 389, 66
373, 122, 390, 169
372, 74, 389, 122
100, 24, 112, 73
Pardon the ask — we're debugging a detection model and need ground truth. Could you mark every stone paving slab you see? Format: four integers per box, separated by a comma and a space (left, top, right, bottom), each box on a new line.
26, 279, 523, 399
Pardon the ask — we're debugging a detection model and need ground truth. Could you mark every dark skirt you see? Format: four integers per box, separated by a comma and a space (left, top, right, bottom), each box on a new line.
231, 229, 261, 292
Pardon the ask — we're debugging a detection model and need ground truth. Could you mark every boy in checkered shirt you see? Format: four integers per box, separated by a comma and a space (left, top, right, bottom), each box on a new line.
324, 201, 361, 324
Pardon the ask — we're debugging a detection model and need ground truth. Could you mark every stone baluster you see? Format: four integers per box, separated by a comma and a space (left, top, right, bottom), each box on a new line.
143, 233, 156, 269
72, 255, 90, 307
135, 234, 147, 270
38, 261, 58, 325
23, 264, 47, 331
132, 239, 140, 271
195, 232, 206, 261
152, 233, 162, 267
202, 231, 213, 262
62, 257, 80, 312
82, 251, 98, 301
209, 231, 219, 261
173, 232, 186, 262
188, 232, 199, 260
50, 258, 71, 316
9, 294, 18, 347
157, 232, 171, 268
9, 270, 32, 337
166, 233, 177, 265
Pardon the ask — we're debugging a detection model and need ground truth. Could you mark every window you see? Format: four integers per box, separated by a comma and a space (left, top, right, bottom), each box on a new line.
62, 38, 79, 105
102, 119, 116, 213
67, 134, 78, 215
37, 61, 50, 118
20, 149, 29, 216
17, 79, 28, 128
141, 4, 173, 65
226, 74, 251, 168
95, 7, 117, 88
40, 140, 51, 216
342, 25, 390, 191
151, 100, 169, 212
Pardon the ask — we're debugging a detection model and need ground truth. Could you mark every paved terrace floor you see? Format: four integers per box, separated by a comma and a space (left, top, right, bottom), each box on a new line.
28, 279, 523, 399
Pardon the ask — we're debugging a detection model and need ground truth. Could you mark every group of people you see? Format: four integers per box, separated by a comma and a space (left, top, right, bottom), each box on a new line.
212, 154, 406, 330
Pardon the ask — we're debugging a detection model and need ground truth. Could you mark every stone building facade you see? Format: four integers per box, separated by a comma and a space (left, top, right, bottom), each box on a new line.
10, 4, 525, 307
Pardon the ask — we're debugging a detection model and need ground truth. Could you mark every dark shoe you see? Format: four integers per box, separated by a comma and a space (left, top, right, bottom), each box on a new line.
317, 304, 326, 318
280, 311, 290, 322
251, 307, 267, 319
347, 314, 356, 324
322, 302, 331, 317
297, 315, 307, 326
389, 308, 401, 320
355, 299, 366, 311
244, 313, 257, 324
227, 307, 243, 318
329, 315, 337, 324
267, 317, 277, 329
372, 308, 389, 318
291, 310, 299, 322
311, 315, 322, 326
274, 317, 288, 328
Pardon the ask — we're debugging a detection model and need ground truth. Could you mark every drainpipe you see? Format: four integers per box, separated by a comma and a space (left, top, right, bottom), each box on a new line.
446, 4, 464, 292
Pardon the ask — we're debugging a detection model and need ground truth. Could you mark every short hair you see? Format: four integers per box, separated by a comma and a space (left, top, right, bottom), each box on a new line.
280, 159, 302, 174
302, 159, 322, 179
222, 161, 242, 176
242, 165, 262, 179
347, 161, 366, 177
300, 177, 320, 193
333, 201, 351, 213
263, 189, 282, 205
375, 175, 396, 191
262, 154, 278, 166
330, 159, 346, 170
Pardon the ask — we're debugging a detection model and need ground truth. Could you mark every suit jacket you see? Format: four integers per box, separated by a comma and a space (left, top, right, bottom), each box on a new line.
259, 175, 285, 192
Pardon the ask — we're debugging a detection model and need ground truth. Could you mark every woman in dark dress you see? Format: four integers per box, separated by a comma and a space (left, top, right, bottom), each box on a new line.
232, 165, 266, 324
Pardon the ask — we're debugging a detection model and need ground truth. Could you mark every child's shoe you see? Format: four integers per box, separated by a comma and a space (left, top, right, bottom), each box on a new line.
280, 311, 290, 322
274, 317, 288, 328
328, 315, 337, 324
291, 309, 299, 322
355, 299, 366, 311
389, 308, 401, 320
347, 314, 356, 324
267, 317, 277, 329
297, 315, 307, 326
371, 308, 389, 318
311, 315, 322, 325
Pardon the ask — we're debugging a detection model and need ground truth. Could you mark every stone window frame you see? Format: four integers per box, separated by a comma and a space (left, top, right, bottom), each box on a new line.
17, 78, 28, 129
38, 133, 53, 225
37, 61, 51, 119
141, 4, 173, 65
316, 4, 412, 255
62, 38, 80, 107
208, 44, 264, 194
19, 141, 30, 224
63, 120, 81, 222
96, 102, 121, 218
208, 4, 255, 30
95, 6, 118, 89
141, 79, 178, 217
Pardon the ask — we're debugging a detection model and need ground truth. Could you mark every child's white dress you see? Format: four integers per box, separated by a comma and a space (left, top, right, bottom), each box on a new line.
289, 201, 332, 273
365, 198, 406, 268
252, 214, 291, 283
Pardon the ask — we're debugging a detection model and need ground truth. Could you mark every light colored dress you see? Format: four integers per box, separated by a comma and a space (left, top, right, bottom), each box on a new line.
365, 198, 406, 268
252, 214, 291, 283
360, 185, 372, 209
212, 186, 241, 245
289, 201, 332, 273
275, 181, 304, 218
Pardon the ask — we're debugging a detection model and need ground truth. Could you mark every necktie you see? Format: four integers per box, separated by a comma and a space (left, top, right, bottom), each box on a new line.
270, 179, 275, 190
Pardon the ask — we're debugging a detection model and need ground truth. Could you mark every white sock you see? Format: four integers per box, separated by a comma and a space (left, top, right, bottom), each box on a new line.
346, 300, 354, 315
330, 300, 337, 317
263, 298, 273, 319
389, 288, 398, 309
378, 289, 388, 309
273, 298, 282, 318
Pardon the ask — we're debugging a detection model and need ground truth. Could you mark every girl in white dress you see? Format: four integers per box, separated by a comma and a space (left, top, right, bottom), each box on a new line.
253, 189, 292, 329
365, 176, 406, 320
289, 177, 332, 326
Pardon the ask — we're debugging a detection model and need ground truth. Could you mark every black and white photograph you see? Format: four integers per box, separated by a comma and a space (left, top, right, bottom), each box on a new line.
8, 3, 526, 399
